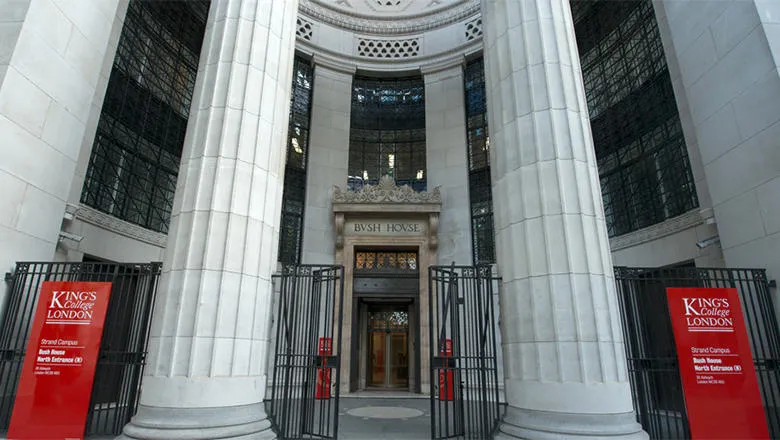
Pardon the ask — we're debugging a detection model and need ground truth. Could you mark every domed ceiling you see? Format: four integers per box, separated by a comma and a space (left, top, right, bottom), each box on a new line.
299, 0, 480, 34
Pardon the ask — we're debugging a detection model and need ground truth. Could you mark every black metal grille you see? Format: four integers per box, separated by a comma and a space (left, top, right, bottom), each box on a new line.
429, 265, 502, 439
348, 77, 427, 191
0, 261, 161, 436
268, 265, 345, 440
278, 56, 314, 265
80, 0, 210, 234
354, 250, 418, 272
571, 0, 698, 237
464, 58, 496, 265
615, 265, 780, 439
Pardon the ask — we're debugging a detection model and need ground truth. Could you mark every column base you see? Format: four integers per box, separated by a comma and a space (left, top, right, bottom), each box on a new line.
496, 407, 648, 440
117, 402, 275, 440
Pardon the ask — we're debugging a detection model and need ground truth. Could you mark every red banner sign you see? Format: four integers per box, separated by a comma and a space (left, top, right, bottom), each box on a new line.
7, 281, 112, 440
666, 287, 769, 439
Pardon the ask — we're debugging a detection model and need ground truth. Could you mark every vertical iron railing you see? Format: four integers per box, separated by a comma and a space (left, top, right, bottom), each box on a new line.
429, 265, 501, 440
268, 265, 344, 440
0, 261, 161, 436
615, 266, 780, 439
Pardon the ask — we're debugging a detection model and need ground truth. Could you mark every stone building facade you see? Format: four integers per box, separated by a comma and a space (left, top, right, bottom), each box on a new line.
1, 0, 780, 438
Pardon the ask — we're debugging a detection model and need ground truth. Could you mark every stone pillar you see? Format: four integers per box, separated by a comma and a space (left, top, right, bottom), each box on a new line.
0, 0, 125, 317
301, 59, 353, 264
656, 0, 780, 294
119, 0, 298, 438
481, 1, 647, 438
423, 64, 473, 265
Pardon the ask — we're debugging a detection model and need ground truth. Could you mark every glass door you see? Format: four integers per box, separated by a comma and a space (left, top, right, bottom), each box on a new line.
367, 306, 409, 388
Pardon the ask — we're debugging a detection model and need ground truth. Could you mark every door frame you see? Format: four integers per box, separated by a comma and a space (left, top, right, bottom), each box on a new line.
364, 302, 413, 389
337, 235, 436, 395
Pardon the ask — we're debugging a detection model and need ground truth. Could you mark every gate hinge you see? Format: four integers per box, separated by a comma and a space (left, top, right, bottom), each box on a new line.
4, 271, 13, 283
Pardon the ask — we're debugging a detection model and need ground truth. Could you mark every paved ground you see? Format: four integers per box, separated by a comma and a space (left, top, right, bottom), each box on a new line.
338, 397, 431, 440
1, 395, 433, 440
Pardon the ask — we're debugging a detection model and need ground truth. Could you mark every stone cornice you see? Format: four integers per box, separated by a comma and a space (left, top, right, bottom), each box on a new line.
76, 204, 167, 248
299, 1, 480, 34
312, 53, 359, 75
609, 209, 705, 251
420, 53, 467, 76
333, 175, 442, 205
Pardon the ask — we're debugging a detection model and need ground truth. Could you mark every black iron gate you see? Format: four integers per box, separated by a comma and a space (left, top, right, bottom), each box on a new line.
0, 261, 161, 436
268, 264, 345, 440
615, 266, 780, 439
429, 265, 501, 440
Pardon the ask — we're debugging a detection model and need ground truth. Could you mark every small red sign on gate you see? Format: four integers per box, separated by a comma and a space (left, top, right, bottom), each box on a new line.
439, 339, 454, 401
7, 281, 112, 440
316, 337, 332, 399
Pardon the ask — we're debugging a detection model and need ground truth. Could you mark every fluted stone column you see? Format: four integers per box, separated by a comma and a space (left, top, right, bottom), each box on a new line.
482, 1, 647, 438
119, 1, 298, 438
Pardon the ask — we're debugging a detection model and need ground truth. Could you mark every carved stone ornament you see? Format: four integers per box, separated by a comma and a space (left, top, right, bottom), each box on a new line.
335, 213, 346, 249
332, 175, 442, 204
300, 0, 480, 34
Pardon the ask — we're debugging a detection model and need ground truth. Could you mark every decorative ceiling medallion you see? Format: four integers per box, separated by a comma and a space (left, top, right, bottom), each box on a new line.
333, 175, 442, 204
375, 0, 404, 6
365, 0, 413, 14
300, 0, 480, 35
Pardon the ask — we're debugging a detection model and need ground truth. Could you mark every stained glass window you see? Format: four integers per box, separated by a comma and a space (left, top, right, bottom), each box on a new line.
278, 56, 314, 265
80, 0, 210, 234
464, 58, 495, 265
355, 251, 418, 271
348, 77, 426, 191
571, 0, 698, 237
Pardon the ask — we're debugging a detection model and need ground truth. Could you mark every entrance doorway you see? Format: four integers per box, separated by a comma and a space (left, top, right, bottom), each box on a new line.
348, 249, 421, 393
367, 305, 409, 388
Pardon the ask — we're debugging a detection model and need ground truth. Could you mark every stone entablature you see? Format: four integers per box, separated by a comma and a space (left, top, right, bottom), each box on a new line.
331, 175, 442, 250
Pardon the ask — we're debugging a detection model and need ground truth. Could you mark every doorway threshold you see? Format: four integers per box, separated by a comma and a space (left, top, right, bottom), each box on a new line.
342, 390, 427, 399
